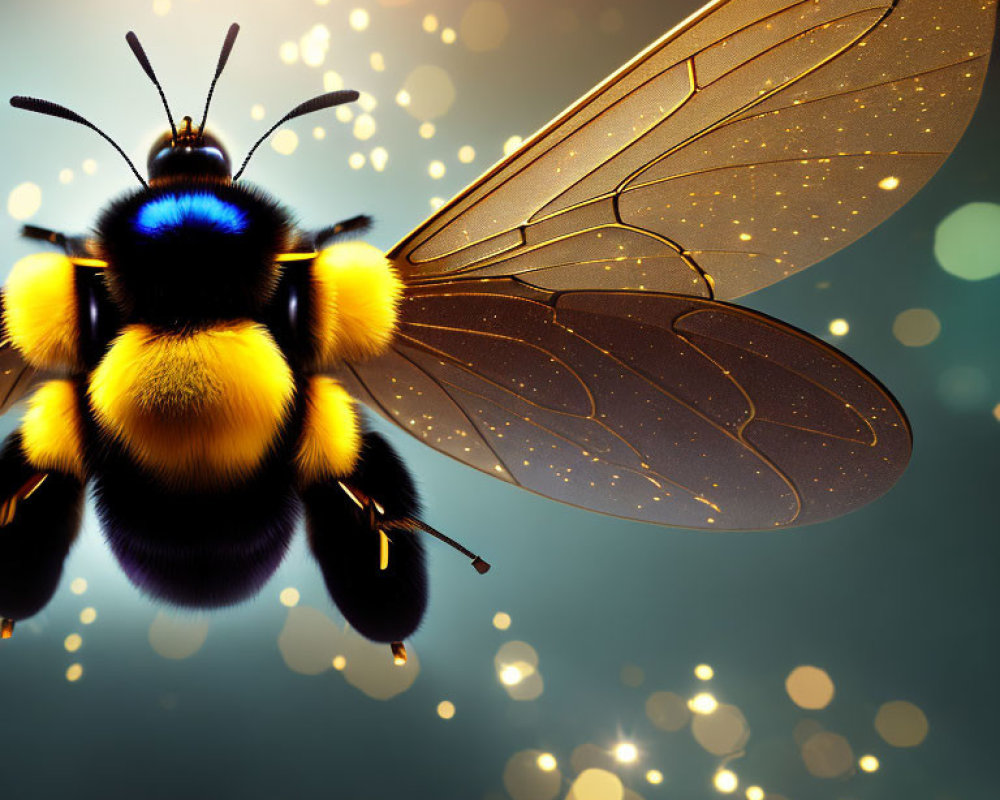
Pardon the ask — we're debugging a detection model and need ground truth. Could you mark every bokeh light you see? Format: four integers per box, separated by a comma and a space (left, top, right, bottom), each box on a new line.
938, 366, 990, 411
503, 135, 524, 155
458, 145, 476, 164
65, 663, 83, 682
536, 753, 557, 772
828, 319, 849, 337
64, 633, 82, 653
645, 770, 663, 785
401, 65, 456, 120
785, 666, 835, 710
69, 578, 87, 595
79, 608, 97, 625
7, 182, 41, 221
148, 612, 209, 660
370, 147, 389, 172
893, 308, 941, 347
874, 700, 929, 747
934, 202, 1000, 281
745, 787, 764, 800
279, 587, 300, 607
504, 750, 562, 800
271, 129, 299, 155
689, 692, 719, 715
714, 769, 738, 793
646, 691, 690, 731
613, 742, 638, 764
436, 700, 455, 719
620, 664, 645, 688
695, 664, 714, 681
859, 754, 880, 772
349, 8, 370, 32
567, 768, 624, 800
691, 703, 750, 756
460, 1, 510, 52
278, 605, 341, 675
492, 612, 512, 630
800, 731, 853, 778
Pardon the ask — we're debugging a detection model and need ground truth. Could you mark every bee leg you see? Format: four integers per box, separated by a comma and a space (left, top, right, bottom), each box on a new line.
304, 215, 373, 250
301, 432, 428, 646
19, 225, 92, 257
0, 431, 85, 634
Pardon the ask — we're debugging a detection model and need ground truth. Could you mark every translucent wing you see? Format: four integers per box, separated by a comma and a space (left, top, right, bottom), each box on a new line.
0, 340, 40, 416
390, 0, 996, 300
337, 282, 911, 530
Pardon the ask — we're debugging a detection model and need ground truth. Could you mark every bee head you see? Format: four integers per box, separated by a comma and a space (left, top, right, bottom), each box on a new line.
147, 117, 232, 182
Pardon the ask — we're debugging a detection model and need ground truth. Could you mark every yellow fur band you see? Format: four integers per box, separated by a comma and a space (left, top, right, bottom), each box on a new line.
3, 252, 80, 369
21, 379, 85, 478
295, 375, 361, 484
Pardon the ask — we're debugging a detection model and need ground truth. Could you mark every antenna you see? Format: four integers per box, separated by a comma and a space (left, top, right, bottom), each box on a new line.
233, 90, 359, 181
199, 23, 240, 138
9, 97, 148, 188
125, 30, 177, 141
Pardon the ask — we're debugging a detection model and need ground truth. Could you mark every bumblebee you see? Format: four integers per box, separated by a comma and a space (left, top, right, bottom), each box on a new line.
0, 1, 995, 652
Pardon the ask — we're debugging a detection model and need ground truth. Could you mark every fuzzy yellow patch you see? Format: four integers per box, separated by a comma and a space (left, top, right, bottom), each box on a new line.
21, 379, 85, 477
88, 321, 295, 488
312, 242, 402, 364
295, 376, 361, 484
3, 252, 79, 369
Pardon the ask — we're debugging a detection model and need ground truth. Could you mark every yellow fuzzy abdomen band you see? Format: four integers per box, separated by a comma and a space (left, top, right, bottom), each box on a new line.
88, 321, 295, 488
21, 379, 85, 478
3, 252, 79, 369
295, 376, 361, 484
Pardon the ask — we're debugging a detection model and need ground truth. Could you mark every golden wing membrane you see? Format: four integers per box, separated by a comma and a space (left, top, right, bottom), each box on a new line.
390, 0, 996, 300
0, 339, 40, 416
338, 282, 911, 530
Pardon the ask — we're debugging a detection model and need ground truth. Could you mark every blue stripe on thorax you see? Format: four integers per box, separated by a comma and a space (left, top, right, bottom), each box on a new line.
135, 193, 248, 236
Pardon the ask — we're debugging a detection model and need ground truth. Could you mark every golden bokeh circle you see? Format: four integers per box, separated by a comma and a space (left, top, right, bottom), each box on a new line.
401, 66, 456, 121
874, 700, 929, 747
567, 768, 624, 800
503, 749, 562, 800
892, 308, 941, 347
801, 731, 853, 778
785, 665, 835, 710
460, 1, 510, 52
645, 691, 690, 731
691, 703, 750, 756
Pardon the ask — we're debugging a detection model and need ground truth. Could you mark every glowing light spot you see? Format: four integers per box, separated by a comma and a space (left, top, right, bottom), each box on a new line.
646, 770, 663, 785
501, 664, 524, 685
496, 641, 543, 700
430, 197, 445, 210
878, 175, 900, 191
279, 41, 299, 64
80, 608, 97, 625
148, 612, 209, 660
358, 92, 377, 112
745, 786, 764, 800
332, 655, 347, 670
300, 24, 331, 67
429, 160, 446, 179
401, 65, 456, 121
436, 700, 455, 719
64, 633, 82, 652
82, 159, 98, 175
69, 577, 88, 595
567, 768, 623, 800
875, 700, 929, 747
695, 664, 714, 680
458, 145, 476, 163
353, 114, 377, 141
714, 770, 738, 793
7, 182, 42, 221
801, 731, 853, 778
396, 90, 411, 107
422, 14, 439, 33
271, 129, 299, 155
152, 0, 171, 16
503, 135, 524, 155
66, 663, 83, 682
370, 52, 385, 71
537, 753, 557, 771
993, 403, 1000, 423
336, 106, 354, 123
460, 1, 510, 52
693, 703, 750, 756
59, 169, 73, 184
828, 319, 849, 336
349, 152, 366, 170
313, 126, 326, 140
492, 612, 511, 630
441, 27, 457, 44
279, 587, 300, 607
646, 691, 690, 731
419, 122, 436, 139
251, 104, 266, 120
323, 71, 345, 92
689, 692, 719, 714
370, 147, 389, 172
935, 202, 1000, 280
614, 742, 638, 764
893, 308, 941, 347
349, 8, 371, 31
786, 665, 835, 709
859, 755, 880, 772
739, 232, 752, 241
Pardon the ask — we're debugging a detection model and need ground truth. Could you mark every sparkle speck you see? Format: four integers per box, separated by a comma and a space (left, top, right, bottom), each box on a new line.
859, 755, 880, 772
428, 160, 446, 179
714, 769, 738, 793
537, 753, 557, 771
646, 770, 664, 785
878, 175, 900, 191
829, 318, 849, 336
349, 152, 366, 170
614, 742, 638, 763
279, 587, 300, 607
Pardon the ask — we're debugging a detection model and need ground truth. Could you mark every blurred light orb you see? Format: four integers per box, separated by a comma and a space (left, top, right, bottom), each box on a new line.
689, 692, 719, 715
614, 742, 638, 763
828, 318, 849, 337
419, 122, 437, 139
503, 135, 524, 155
536, 753, 557, 772
349, 152, 366, 170
504, 750, 562, 800
353, 114, 377, 141
460, 1, 510, 52
714, 769, 738, 793
66, 663, 83, 682
646, 770, 663, 785
148, 612, 209, 660
429, 160, 446, 179
859, 754, 880, 772
69, 577, 88, 595
313, 127, 326, 140
59, 168, 74, 184
878, 175, 900, 191
80, 607, 97, 625
279, 41, 299, 64
370, 52, 386, 71
745, 787, 764, 800
250, 104, 266, 121
934, 202, 1000, 281
875, 700, 929, 747
492, 611, 512, 630
152, 0, 171, 16
358, 92, 378, 112
501, 664, 524, 686
436, 700, 455, 719
567, 768, 624, 800
64, 633, 82, 653
422, 14, 439, 33
342, 631, 420, 699
430, 197, 445, 210
300, 24, 330, 67
370, 147, 389, 172
993, 403, 1000, 422
695, 664, 714, 680
692, 703, 750, 756
395, 90, 411, 107
279, 587, 300, 607
82, 159, 98, 175
937, 365, 990, 412
271, 129, 299, 156
7, 182, 41, 221
458, 145, 476, 164
332, 655, 346, 670
323, 71, 345, 92
646, 691, 690, 731
336, 106, 355, 124
278, 606, 341, 675
442, 27, 457, 44
785, 665, 835, 709
893, 308, 941, 347
401, 65, 456, 121
801, 731, 853, 778
349, 9, 371, 31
